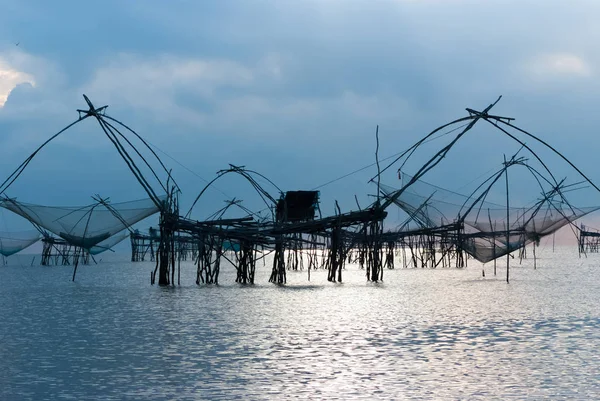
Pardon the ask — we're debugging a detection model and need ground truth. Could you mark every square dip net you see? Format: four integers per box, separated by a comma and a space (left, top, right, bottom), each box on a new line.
0, 230, 41, 257
0, 196, 163, 250
380, 174, 599, 263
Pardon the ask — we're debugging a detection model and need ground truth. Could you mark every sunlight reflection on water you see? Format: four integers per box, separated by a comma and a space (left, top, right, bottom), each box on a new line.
0, 247, 598, 400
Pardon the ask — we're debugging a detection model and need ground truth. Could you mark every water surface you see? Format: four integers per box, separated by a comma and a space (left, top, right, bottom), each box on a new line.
0, 247, 598, 400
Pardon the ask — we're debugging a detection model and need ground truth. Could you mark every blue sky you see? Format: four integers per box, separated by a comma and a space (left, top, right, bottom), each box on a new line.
1, 0, 600, 229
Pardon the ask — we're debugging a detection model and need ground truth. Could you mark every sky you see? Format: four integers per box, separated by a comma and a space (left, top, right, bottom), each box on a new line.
1, 0, 600, 235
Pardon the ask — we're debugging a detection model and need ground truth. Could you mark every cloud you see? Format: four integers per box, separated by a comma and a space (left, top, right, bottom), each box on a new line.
0, 56, 35, 107
80, 54, 258, 124
0, 48, 69, 119
2, 0, 600, 213
78, 52, 421, 142
525, 53, 592, 79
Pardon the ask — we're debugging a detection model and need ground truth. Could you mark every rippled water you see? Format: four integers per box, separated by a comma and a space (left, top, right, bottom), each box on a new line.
0, 246, 599, 400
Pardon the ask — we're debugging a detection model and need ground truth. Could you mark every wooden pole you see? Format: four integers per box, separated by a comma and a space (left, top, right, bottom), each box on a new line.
505, 155, 510, 284
375, 125, 381, 202
488, 209, 496, 276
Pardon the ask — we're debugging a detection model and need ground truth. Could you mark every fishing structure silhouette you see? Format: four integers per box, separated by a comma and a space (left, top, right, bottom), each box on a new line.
0, 95, 598, 285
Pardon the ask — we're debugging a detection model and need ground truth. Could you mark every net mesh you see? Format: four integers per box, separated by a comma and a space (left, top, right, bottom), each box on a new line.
0, 230, 41, 256
380, 173, 509, 228
0, 197, 163, 249
381, 174, 599, 263
90, 231, 129, 255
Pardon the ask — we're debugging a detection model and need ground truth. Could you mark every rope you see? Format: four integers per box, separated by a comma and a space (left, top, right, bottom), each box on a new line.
144, 140, 233, 200
312, 122, 470, 191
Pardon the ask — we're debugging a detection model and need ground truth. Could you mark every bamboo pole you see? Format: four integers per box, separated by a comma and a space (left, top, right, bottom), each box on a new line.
505, 155, 510, 284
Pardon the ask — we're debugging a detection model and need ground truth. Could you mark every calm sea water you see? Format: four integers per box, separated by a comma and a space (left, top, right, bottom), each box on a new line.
0, 246, 598, 400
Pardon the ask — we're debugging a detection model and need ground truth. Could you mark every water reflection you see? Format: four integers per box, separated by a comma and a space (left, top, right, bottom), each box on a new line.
0, 247, 598, 399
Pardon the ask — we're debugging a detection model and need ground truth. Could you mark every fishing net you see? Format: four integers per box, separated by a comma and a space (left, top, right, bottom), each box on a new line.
462, 205, 599, 263
380, 173, 510, 228
465, 206, 599, 237
90, 231, 129, 255
0, 197, 163, 250
0, 230, 41, 256
380, 175, 600, 263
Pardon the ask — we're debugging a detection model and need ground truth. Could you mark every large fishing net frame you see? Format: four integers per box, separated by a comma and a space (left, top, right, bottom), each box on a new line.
186, 163, 285, 222
373, 96, 600, 268
0, 95, 176, 207
380, 170, 599, 264
0, 95, 177, 279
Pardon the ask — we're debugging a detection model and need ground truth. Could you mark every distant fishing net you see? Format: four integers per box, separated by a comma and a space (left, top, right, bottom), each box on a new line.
462, 204, 598, 263
0, 230, 41, 256
380, 173, 508, 228
380, 174, 600, 263
0, 197, 163, 249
